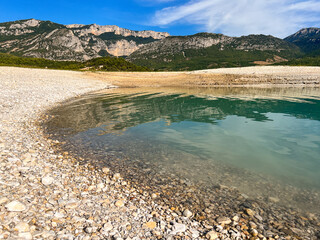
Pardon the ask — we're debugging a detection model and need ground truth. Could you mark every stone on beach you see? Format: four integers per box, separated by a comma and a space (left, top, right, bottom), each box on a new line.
65, 201, 79, 209
102, 222, 113, 232
144, 221, 157, 229
41, 176, 54, 185
22, 153, 33, 163
113, 173, 121, 180
232, 215, 239, 222
170, 223, 186, 235
251, 228, 258, 237
206, 230, 219, 240
0, 197, 9, 205
183, 209, 193, 218
14, 222, 30, 232
115, 200, 124, 207
5, 200, 26, 212
18, 232, 32, 240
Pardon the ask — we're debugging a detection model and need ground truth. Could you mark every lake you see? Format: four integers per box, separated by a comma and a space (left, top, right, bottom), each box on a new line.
44, 87, 320, 215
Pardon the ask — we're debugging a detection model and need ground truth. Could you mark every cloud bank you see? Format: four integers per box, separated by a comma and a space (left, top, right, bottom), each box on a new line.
152, 0, 320, 38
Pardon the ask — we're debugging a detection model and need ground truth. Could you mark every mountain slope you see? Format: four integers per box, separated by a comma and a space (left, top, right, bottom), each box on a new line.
1, 19, 318, 70
0, 19, 169, 61
128, 33, 302, 71
285, 28, 320, 55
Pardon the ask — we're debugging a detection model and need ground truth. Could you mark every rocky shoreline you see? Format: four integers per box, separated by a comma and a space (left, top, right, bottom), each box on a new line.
43, 103, 320, 240
0, 66, 319, 240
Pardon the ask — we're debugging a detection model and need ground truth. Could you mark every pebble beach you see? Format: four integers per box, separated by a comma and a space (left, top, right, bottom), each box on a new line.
0, 66, 319, 240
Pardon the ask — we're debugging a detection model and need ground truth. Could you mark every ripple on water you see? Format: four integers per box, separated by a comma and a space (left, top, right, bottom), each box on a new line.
44, 87, 320, 216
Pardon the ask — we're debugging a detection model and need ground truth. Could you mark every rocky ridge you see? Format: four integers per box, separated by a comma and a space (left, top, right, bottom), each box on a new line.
0, 18, 319, 70
0, 19, 169, 60
128, 33, 301, 70
285, 27, 320, 54
67, 23, 169, 39
128, 33, 296, 57
285, 28, 320, 43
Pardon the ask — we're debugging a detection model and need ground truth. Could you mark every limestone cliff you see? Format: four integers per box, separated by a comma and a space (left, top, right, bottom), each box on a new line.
67, 23, 169, 39
0, 19, 169, 61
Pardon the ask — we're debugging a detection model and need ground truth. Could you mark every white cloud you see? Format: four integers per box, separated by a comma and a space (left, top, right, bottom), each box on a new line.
152, 0, 320, 38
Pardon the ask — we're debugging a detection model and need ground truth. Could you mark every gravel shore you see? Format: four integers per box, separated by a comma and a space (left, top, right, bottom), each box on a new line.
0, 67, 207, 240
0, 66, 319, 240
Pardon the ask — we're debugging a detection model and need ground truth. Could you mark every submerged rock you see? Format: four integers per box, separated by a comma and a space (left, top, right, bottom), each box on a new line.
268, 197, 280, 203
216, 216, 231, 225
245, 208, 255, 217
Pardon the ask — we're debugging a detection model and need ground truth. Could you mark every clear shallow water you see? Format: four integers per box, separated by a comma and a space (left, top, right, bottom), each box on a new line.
46, 87, 320, 213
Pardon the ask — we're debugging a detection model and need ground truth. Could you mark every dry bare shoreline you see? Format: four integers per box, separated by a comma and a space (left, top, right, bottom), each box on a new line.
85, 66, 320, 88
0, 66, 319, 240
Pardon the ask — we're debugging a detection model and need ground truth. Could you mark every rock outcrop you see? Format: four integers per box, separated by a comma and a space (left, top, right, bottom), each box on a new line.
67, 23, 169, 39
0, 19, 169, 61
128, 33, 301, 70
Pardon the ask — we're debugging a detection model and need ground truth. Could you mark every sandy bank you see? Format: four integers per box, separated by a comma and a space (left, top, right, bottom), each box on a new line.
85, 66, 320, 88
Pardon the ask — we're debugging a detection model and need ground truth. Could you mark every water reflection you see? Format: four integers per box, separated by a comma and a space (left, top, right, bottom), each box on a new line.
45, 87, 320, 213
48, 87, 320, 134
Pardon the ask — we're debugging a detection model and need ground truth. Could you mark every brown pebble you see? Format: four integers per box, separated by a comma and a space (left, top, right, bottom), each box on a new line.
145, 221, 157, 229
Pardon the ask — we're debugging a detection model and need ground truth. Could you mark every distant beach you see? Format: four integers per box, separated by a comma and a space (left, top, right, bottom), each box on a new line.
85, 66, 320, 88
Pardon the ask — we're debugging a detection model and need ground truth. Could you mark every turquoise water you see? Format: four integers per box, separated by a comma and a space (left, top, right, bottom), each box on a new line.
46, 87, 320, 212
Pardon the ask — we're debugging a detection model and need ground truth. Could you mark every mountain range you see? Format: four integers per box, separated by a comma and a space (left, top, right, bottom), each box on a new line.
0, 19, 319, 70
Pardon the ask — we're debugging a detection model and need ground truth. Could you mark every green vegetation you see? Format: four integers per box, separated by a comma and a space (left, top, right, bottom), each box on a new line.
128, 33, 303, 71
130, 45, 301, 71
0, 53, 149, 71
84, 57, 149, 71
277, 56, 320, 66
292, 40, 320, 55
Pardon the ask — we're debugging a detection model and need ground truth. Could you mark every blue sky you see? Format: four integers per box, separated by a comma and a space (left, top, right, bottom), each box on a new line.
1, 0, 320, 38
